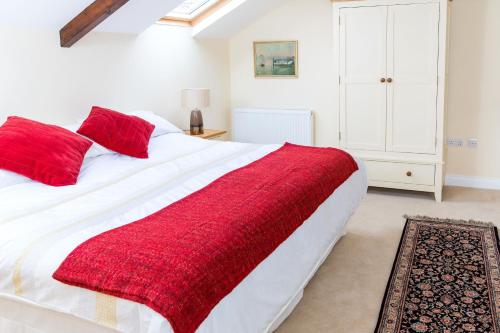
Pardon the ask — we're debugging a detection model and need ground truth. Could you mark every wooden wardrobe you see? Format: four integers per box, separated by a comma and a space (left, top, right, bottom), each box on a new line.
333, 0, 449, 201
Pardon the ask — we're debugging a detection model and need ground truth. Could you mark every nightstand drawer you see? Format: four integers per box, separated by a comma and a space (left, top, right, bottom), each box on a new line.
365, 161, 435, 186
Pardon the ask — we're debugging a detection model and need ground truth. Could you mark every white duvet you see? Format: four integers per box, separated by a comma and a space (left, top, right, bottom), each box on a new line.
0, 133, 367, 333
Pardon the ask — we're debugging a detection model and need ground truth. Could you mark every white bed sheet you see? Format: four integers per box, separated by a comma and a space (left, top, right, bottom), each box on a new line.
0, 133, 367, 333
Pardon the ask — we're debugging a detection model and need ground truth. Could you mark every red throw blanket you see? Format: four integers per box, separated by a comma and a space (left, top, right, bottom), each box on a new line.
53, 143, 358, 333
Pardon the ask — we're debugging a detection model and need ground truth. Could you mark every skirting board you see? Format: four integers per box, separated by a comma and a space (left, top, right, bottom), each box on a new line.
445, 175, 500, 190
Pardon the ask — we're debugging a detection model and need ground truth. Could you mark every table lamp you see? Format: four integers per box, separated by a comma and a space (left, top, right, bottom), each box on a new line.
182, 88, 210, 135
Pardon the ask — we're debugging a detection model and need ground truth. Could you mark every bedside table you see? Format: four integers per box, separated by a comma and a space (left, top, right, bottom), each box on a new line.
184, 129, 227, 140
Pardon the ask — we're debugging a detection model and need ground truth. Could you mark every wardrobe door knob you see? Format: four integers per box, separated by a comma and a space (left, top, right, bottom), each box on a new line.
406, 171, 412, 177
387, 78, 393, 83
380, 78, 386, 83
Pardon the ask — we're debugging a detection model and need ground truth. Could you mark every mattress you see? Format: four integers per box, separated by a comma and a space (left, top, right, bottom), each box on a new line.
0, 133, 367, 333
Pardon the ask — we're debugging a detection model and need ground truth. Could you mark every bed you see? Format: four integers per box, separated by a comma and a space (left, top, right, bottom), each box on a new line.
0, 132, 367, 333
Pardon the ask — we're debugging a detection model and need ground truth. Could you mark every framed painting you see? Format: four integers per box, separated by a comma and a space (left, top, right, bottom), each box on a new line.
253, 41, 298, 78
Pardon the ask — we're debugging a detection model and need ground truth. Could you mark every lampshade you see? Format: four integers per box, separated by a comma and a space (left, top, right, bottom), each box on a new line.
181, 88, 210, 110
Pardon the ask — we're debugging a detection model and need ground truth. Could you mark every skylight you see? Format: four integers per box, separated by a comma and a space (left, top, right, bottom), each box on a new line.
161, 0, 228, 25
168, 0, 216, 19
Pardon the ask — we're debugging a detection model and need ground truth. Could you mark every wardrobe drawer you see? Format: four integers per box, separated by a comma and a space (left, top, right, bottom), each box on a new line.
365, 161, 435, 186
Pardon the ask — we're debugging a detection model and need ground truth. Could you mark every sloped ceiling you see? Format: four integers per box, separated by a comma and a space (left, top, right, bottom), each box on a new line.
193, 0, 290, 38
0, 1, 94, 30
0, 0, 290, 39
96, 0, 184, 33
0, 0, 184, 34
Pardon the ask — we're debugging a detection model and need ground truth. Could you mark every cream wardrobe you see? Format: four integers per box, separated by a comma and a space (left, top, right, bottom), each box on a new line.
333, 0, 448, 202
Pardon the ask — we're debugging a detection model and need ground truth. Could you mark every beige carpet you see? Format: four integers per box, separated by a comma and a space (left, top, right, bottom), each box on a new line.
277, 186, 500, 333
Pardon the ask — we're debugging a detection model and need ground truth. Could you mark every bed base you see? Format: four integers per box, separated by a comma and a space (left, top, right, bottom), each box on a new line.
0, 227, 347, 333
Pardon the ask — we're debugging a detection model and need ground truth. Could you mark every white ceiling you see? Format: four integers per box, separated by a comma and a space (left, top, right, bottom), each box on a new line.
0, 1, 94, 30
0, 0, 288, 39
0, 0, 185, 34
96, 0, 184, 33
193, 0, 289, 38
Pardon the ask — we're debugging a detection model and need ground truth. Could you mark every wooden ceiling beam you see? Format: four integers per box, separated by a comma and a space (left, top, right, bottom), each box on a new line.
60, 0, 129, 48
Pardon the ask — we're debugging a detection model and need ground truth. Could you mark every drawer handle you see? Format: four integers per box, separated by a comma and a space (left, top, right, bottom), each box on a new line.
406, 171, 413, 177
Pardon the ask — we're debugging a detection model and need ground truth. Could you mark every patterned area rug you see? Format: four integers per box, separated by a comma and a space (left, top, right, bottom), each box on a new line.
376, 216, 500, 333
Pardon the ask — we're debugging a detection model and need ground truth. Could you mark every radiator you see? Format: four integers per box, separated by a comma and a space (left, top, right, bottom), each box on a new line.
232, 108, 314, 145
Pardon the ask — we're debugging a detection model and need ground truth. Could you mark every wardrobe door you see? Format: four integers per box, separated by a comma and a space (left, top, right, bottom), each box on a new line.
339, 6, 387, 151
386, 3, 439, 154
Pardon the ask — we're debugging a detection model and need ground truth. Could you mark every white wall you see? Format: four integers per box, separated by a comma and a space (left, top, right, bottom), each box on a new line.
1, 0, 498, 182
445, 0, 500, 179
0, 24, 229, 130
229, 0, 500, 181
229, 0, 337, 147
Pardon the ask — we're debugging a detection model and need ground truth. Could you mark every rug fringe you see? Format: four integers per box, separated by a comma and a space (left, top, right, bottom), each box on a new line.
404, 215, 495, 228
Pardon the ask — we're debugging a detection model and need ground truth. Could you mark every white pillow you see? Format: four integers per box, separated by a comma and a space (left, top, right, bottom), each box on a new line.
0, 170, 31, 188
86, 143, 114, 159
67, 111, 181, 160
128, 111, 182, 137
0, 122, 115, 189
0, 143, 111, 188
73, 111, 181, 156
62, 123, 115, 159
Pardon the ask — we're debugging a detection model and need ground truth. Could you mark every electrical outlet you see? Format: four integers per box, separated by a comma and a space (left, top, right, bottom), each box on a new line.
447, 138, 464, 147
467, 138, 478, 148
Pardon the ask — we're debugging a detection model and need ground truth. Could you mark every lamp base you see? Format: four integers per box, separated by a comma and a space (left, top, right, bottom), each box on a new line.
190, 109, 204, 135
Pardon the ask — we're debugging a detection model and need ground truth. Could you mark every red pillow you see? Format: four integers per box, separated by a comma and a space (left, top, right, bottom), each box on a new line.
77, 106, 155, 158
0, 117, 92, 186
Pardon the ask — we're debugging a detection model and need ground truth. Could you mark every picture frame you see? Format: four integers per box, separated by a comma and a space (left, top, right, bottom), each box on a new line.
253, 41, 298, 78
